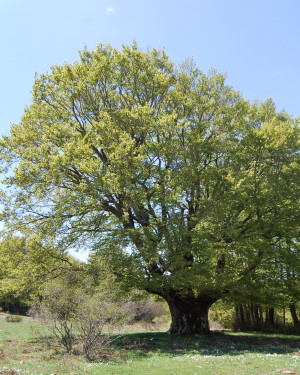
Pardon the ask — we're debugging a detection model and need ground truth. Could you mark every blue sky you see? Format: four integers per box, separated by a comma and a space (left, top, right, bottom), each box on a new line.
1, 0, 300, 139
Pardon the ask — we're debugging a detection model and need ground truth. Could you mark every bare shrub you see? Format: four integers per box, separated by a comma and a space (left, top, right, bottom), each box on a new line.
36, 283, 79, 352
34, 274, 126, 358
5, 315, 23, 323
76, 289, 126, 359
0, 368, 22, 375
210, 321, 225, 330
26, 307, 39, 319
0, 346, 4, 359
122, 296, 169, 325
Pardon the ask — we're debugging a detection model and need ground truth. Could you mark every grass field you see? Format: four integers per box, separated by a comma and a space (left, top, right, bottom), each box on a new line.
0, 313, 299, 375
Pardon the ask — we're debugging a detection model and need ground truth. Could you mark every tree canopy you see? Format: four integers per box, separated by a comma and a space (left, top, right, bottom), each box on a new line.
0, 234, 86, 313
0, 43, 299, 334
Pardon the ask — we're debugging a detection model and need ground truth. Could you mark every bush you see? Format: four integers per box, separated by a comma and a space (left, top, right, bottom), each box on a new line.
77, 292, 126, 357
0, 369, 22, 375
32, 271, 126, 358
210, 321, 225, 330
122, 295, 170, 325
5, 315, 23, 323
35, 282, 79, 352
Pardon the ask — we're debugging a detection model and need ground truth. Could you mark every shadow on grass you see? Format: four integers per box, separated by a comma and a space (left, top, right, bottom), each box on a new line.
112, 331, 300, 360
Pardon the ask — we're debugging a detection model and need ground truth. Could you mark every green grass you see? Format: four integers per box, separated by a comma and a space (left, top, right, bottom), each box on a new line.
0, 313, 299, 375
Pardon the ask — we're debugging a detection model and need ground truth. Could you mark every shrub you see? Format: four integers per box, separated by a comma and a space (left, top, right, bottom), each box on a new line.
0, 346, 4, 360
77, 292, 126, 358
5, 315, 23, 323
35, 282, 79, 352
210, 321, 225, 330
33, 271, 126, 358
122, 295, 169, 324
0, 368, 22, 375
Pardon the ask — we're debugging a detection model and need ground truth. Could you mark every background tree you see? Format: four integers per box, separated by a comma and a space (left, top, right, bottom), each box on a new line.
0, 236, 32, 313
0, 43, 299, 334
0, 234, 84, 313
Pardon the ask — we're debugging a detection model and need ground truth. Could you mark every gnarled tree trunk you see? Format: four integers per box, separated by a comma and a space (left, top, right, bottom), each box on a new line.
163, 293, 216, 335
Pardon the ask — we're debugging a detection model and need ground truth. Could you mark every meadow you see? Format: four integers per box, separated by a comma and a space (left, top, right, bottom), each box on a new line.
0, 313, 299, 375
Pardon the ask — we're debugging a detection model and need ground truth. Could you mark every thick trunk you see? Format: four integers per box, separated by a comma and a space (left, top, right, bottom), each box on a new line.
164, 294, 216, 335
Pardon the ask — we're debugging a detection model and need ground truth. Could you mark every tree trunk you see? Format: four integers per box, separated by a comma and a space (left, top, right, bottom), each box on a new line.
265, 307, 269, 326
254, 305, 260, 326
164, 293, 216, 335
245, 305, 251, 326
239, 304, 245, 328
259, 305, 263, 324
268, 307, 274, 326
289, 304, 299, 327
250, 304, 255, 327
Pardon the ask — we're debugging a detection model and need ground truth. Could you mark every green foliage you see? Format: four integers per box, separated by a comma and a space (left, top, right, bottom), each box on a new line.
0, 235, 85, 313
0, 236, 35, 313
0, 43, 299, 331
209, 300, 235, 329
35, 263, 126, 357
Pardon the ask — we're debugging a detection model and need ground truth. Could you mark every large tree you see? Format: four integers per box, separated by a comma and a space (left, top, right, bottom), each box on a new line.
0, 44, 299, 334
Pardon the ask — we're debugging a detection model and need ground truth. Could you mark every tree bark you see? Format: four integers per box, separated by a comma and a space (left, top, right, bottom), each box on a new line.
245, 305, 251, 326
289, 304, 299, 327
254, 305, 260, 326
259, 305, 263, 324
164, 293, 216, 335
239, 304, 245, 328
268, 307, 274, 326
250, 304, 255, 327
